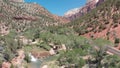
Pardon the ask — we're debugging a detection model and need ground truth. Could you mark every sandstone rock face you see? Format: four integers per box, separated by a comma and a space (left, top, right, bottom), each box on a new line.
64, 8, 81, 18
49, 48, 56, 55
9, 0, 24, 2
64, 0, 105, 20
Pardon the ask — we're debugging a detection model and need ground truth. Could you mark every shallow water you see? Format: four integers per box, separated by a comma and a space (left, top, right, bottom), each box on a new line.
28, 53, 54, 68
29, 60, 42, 68
29, 53, 42, 68
29, 53, 37, 62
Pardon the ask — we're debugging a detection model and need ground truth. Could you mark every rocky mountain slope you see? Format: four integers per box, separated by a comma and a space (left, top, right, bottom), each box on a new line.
64, 0, 105, 20
0, 0, 68, 36
0, 0, 69, 67
66, 0, 120, 43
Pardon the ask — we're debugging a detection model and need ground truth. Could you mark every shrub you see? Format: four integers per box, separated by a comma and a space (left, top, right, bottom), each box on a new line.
10, 64, 14, 68
24, 53, 31, 63
114, 38, 119, 47
116, 1, 120, 9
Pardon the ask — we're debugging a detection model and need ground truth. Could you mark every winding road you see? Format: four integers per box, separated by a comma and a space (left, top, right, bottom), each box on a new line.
106, 46, 120, 56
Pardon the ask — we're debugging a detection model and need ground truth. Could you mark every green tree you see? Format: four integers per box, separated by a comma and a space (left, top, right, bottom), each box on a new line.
87, 46, 107, 68
34, 30, 40, 40
102, 55, 120, 68
114, 38, 119, 47
24, 53, 31, 63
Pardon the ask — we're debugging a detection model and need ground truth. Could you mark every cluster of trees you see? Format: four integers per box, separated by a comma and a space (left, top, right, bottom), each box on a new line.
0, 31, 23, 64
57, 49, 86, 68
86, 46, 120, 68
57, 45, 120, 68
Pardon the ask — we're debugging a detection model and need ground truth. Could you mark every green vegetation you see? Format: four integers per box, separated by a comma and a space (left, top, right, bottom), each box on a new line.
103, 55, 120, 68
0, 0, 120, 68
114, 38, 120, 47
94, 38, 113, 46
58, 49, 86, 67
24, 53, 31, 63
0, 31, 18, 62
10, 64, 14, 68
64, 0, 120, 36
